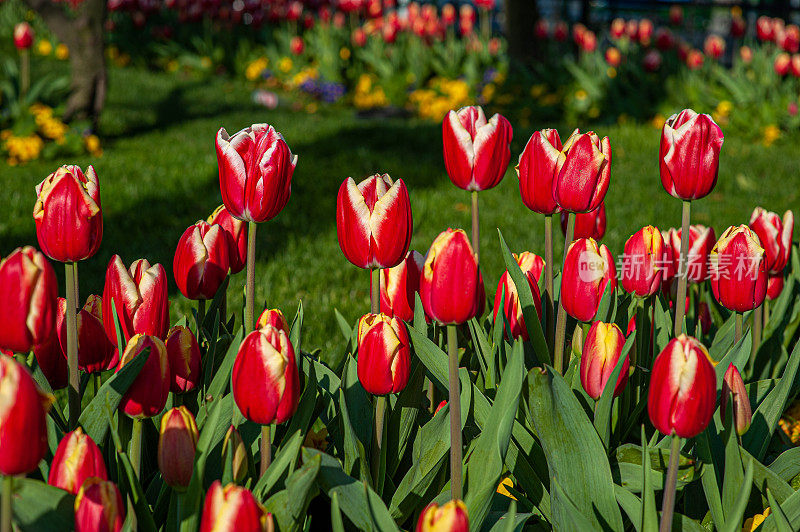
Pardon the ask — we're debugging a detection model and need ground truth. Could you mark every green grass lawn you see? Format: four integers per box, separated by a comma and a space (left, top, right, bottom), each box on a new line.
2, 66, 798, 358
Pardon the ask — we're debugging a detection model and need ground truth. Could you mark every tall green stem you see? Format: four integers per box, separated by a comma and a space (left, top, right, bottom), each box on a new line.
260, 425, 272, 476
752, 305, 762, 359
129, 417, 143, 531
735, 312, 743, 344
674, 201, 692, 337
1, 476, 12, 532
371, 395, 386, 485
20, 49, 29, 99
659, 435, 682, 532
245, 222, 258, 334
471, 191, 480, 264
553, 212, 575, 374
446, 325, 462, 500
370, 268, 380, 315
65, 262, 80, 429
544, 214, 554, 350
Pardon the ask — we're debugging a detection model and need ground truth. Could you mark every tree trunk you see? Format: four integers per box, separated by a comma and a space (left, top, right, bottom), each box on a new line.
23, 0, 107, 130
505, 0, 539, 63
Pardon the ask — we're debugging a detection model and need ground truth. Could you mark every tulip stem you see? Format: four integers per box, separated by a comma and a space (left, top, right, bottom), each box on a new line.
65, 262, 80, 429
1, 475, 12, 532
553, 212, 575, 375
370, 268, 380, 315
752, 305, 763, 359
371, 395, 386, 486
130, 418, 143, 477
674, 201, 692, 337
245, 222, 258, 334
446, 325, 463, 500
20, 49, 29, 99
471, 191, 480, 264
544, 214, 554, 351
735, 312, 743, 344
260, 425, 272, 476
659, 435, 682, 532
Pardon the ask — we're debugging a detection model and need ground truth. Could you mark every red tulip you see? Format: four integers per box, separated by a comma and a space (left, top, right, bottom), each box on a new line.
416, 500, 469, 532
560, 238, 616, 322
669, 5, 683, 25
420, 228, 485, 325
656, 28, 675, 50
0, 246, 57, 353
621, 226, 664, 297
625, 19, 638, 39
703, 34, 725, 60
117, 334, 170, 418
552, 129, 611, 213
74, 478, 125, 532
208, 204, 248, 274
767, 273, 784, 300
709, 225, 768, 312
749, 208, 793, 274
442, 106, 513, 191
200, 481, 271, 532
638, 18, 653, 44
685, 49, 704, 70
48, 428, 107, 495
660, 109, 724, 201
165, 326, 201, 394
158, 406, 198, 490
33, 165, 102, 263
357, 313, 411, 395
553, 21, 568, 41
721, 364, 751, 435
775, 52, 791, 76
610, 18, 625, 39
516, 129, 562, 215
580, 321, 629, 400
605, 47, 622, 67
13, 22, 33, 50
740, 46, 753, 64
643, 49, 662, 72
664, 225, 716, 283
174, 220, 231, 300
380, 250, 424, 322
256, 309, 289, 336
731, 16, 746, 38
492, 252, 543, 340
561, 202, 606, 240
60, 296, 117, 373
290, 35, 304, 55
216, 124, 296, 223
232, 325, 300, 425
648, 335, 716, 438
102, 255, 170, 348
757, 16, 775, 41
336, 174, 413, 269
33, 333, 67, 390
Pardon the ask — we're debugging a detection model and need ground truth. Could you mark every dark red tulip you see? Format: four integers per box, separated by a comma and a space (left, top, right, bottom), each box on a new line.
158, 406, 198, 490
165, 326, 201, 394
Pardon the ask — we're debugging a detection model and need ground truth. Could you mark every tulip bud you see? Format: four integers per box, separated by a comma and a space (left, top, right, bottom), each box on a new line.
208, 205, 248, 274
0, 356, 52, 475
659, 109, 724, 201
165, 326, 201, 394
492, 252, 543, 340
48, 428, 108, 494
173, 221, 231, 300
256, 308, 290, 335
33, 332, 67, 389
721, 364, 751, 435
117, 334, 170, 418
621, 226, 664, 297
380, 250, 424, 321
442, 106, 513, 191
665, 225, 716, 283
580, 322, 629, 400
57, 296, 117, 373
222, 425, 249, 483
232, 325, 300, 425
416, 500, 469, 532
33, 165, 103, 262
74, 478, 125, 532
200, 481, 272, 532
420, 228, 485, 325
336, 174, 413, 269
0, 246, 57, 353
767, 273, 785, 300
561, 202, 606, 240
216, 124, 296, 223
158, 406, 199, 490
13, 22, 34, 50
357, 313, 411, 395
749, 208, 794, 274
102, 255, 170, 349
709, 225, 768, 312
648, 335, 716, 438
516, 129, 562, 214
560, 238, 617, 322
552, 129, 611, 213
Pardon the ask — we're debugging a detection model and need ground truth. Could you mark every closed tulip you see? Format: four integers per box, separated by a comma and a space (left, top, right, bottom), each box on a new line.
380, 250, 424, 321
767, 273, 784, 300
648, 335, 716, 438
621, 226, 665, 297
721, 364, 751, 435
74, 478, 124, 532
665, 225, 716, 283
552, 129, 611, 213
56, 296, 116, 373
416, 500, 469, 532
357, 313, 410, 395
102, 255, 170, 348
336, 173, 412, 269
33, 165, 103, 262
516, 129, 562, 214
659, 109, 724, 201
256, 308, 290, 335
560, 238, 617, 322
420, 228, 485, 325
173, 221, 231, 300
749, 207, 793, 274
200, 481, 272, 532
33, 333, 67, 390
492, 252, 543, 340
232, 325, 300, 425
48, 428, 107, 495
222, 425, 249, 483
0, 356, 52, 475
216, 123, 296, 223
165, 326, 201, 394
117, 334, 170, 418
442, 105, 513, 191
580, 321, 629, 400
208, 204, 248, 274
13, 22, 34, 50
158, 406, 199, 490
561, 203, 606, 240
709, 225, 768, 312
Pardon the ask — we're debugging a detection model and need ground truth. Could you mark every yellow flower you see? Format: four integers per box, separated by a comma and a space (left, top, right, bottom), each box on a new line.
200, 56, 212, 69
530, 84, 546, 98
339, 47, 351, 61
741, 508, 770, 531
762, 124, 781, 147
651, 114, 666, 129
575, 89, 588, 101
481, 84, 496, 103
607, 67, 617, 78
55, 44, 69, 60
167, 60, 179, 72
716, 100, 733, 117
731, 5, 742, 17
85, 134, 101, 153
107, 45, 119, 60
37, 40, 52, 56
496, 477, 517, 500
278, 57, 293, 73
306, 102, 318, 114
588, 106, 600, 118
